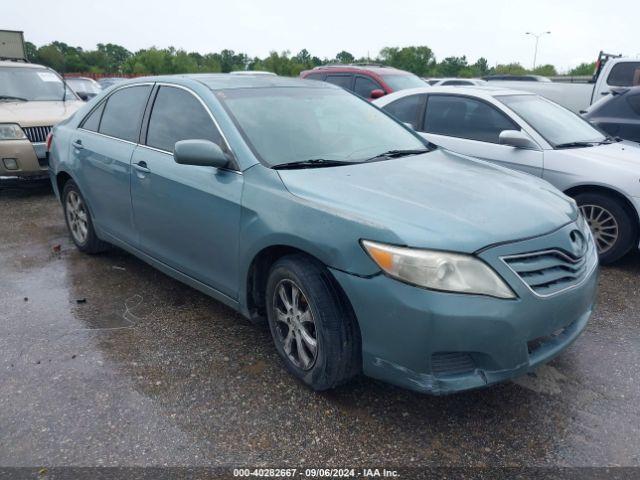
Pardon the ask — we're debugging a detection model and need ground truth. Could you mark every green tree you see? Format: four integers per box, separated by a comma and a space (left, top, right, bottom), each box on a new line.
35, 45, 65, 72
470, 57, 489, 77
97, 43, 132, 72
492, 63, 528, 75
378, 46, 435, 76
335, 50, 355, 64
25, 41, 38, 61
569, 62, 596, 76
436, 56, 469, 77
532, 64, 557, 76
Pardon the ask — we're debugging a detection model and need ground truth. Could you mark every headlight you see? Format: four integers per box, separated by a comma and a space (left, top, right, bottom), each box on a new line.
0, 124, 27, 140
362, 240, 516, 299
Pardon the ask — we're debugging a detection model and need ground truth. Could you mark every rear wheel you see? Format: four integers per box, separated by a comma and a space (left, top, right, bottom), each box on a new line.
265, 254, 360, 390
62, 180, 109, 254
574, 192, 637, 264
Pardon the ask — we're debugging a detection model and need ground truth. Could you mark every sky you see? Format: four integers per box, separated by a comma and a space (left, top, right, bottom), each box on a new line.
3, 0, 639, 72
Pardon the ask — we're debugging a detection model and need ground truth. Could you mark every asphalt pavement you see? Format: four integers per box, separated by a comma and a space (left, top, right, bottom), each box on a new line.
1, 180, 639, 469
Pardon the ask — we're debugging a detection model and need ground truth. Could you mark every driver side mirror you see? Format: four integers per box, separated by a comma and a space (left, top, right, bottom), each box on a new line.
370, 89, 385, 99
174, 140, 230, 169
498, 130, 538, 150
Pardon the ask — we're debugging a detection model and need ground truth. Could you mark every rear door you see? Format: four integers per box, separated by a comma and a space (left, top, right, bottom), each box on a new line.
130, 84, 243, 298
381, 93, 427, 129
419, 94, 544, 177
71, 84, 152, 244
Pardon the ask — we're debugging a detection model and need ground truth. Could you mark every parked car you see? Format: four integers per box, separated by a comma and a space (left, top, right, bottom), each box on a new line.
583, 86, 640, 143
48, 75, 597, 395
65, 76, 102, 101
300, 64, 426, 100
0, 60, 83, 179
484, 74, 551, 82
230, 70, 276, 76
429, 78, 487, 87
485, 52, 640, 113
97, 77, 127, 89
375, 86, 640, 263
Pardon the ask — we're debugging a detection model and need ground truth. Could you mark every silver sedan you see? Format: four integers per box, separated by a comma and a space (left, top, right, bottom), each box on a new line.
375, 86, 640, 264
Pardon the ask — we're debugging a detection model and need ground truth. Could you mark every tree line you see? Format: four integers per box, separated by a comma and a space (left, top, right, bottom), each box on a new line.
24, 41, 596, 78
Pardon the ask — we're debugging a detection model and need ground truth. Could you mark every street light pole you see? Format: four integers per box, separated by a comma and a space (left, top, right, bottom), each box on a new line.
525, 31, 551, 70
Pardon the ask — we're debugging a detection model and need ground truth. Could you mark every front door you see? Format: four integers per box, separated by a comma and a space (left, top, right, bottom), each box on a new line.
420, 94, 544, 177
130, 85, 243, 298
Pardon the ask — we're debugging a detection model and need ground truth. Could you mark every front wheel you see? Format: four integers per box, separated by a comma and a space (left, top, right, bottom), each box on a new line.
574, 192, 637, 265
265, 254, 361, 391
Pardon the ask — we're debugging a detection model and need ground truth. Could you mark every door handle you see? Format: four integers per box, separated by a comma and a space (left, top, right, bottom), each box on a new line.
133, 161, 150, 173
72, 140, 84, 150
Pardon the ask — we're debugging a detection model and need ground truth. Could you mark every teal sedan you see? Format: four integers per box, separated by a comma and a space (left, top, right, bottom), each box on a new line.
48, 75, 598, 394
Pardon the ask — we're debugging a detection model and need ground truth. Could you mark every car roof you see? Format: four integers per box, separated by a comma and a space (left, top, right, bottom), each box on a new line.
375, 85, 535, 104
0, 60, 50, 69
126, 73, 337, 91
305, 64, 412, 75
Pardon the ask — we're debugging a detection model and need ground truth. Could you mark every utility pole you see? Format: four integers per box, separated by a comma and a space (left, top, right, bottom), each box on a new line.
525, 31, 551, 70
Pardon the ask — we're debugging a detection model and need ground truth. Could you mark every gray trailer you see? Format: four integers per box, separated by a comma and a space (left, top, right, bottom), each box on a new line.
0, 30, 27, 62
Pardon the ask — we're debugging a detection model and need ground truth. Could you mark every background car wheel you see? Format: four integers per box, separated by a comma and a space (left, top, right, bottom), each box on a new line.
62, 180, 109, 254
574, 192, 637, 265
265, 254, 361, 391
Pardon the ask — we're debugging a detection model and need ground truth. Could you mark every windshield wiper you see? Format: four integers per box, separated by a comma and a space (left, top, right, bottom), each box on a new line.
364, 148, 431, 162
554, 141, 597, 149
272, 159, 359, 170
0, 95, 28, 102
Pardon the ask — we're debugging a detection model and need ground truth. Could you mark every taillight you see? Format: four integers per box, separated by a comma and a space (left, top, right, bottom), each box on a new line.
46, 132, 53, 151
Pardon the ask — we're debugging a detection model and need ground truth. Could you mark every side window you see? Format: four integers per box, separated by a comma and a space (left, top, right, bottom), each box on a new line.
146, 86, 222, 153
383, 95, 425, 129
607, 62, 640, 87
304, 73, 324, 81
424, 95, 517, 143
354, 76, 382, 98
628, 94, 640, 115
325, 74, 353, 90
81, 102, 105, 132
99, 85, 152, 142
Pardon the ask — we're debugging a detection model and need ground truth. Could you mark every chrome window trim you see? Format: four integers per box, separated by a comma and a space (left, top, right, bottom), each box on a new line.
79, 82, 155, 131
500, 247, 598, 299
77, 128, 138, 146
77, 81, 241, 173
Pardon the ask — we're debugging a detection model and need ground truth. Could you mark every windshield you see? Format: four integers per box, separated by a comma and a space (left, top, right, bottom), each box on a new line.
498, 94, 605, 146
380, 74, 427, 91
66, 78, 101, 94
0, 66, 76, 101
217, 87, 426, 167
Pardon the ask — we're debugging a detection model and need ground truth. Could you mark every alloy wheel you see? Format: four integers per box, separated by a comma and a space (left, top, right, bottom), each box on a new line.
66, 190, 89, 245
272, 279, 318, 371
580, 204, 619, 254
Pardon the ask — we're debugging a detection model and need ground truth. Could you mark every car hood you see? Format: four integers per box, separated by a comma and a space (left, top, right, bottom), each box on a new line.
553, 141, 640, 168
0, 100, 83, 127
277, 149, 577, 253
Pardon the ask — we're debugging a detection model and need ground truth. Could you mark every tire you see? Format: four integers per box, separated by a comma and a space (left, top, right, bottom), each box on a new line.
265, 254, 361, 390
62, 180, 109, 254
574, 192, 637, 265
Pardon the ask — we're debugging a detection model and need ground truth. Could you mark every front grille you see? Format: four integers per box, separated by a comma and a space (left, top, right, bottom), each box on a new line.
22, 126, 52, 143
431, 352, 476, 376
502, 244, 596, 297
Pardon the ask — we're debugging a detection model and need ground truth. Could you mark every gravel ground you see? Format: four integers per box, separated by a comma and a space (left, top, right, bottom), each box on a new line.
1, 180, 639, 468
